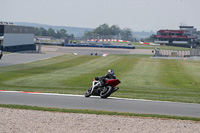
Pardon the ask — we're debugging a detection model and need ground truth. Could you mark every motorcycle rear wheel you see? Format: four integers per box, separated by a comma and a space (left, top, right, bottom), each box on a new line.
85, 87, 92, 97
100, 86, 112, 98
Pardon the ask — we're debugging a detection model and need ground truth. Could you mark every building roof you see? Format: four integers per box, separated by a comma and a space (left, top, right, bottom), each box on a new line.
0, 22, 14, 25
179, 26, 194, 29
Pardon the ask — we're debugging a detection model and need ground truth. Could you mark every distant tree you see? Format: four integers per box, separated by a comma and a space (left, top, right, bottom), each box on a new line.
34, 27, 74, 40
143, 34, 154, 42
34, 27, 41, 36
120, 28, 133, 41
55, 29, 68, 38
39, 27, 48, 36
110, 25, 121, 35
47, 28, 56, 37
59, 29, 68, 38
55, 30, 61, 38
84, 30, 93, 36
94, 23, 110, 36
69, 34, 75, 40
83, 24, 135, 41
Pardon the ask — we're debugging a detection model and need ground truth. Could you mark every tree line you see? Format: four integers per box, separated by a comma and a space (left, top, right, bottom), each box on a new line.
83, 23, 135, 41
34, 27, 75, 40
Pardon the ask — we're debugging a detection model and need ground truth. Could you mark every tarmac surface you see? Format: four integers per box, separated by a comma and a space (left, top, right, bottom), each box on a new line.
0, 45, 153, 67
1, 91, 200, 118
0, 53, 61, 67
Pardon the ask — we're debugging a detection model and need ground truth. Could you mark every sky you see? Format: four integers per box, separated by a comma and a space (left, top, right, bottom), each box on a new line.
1, 0, 200, 32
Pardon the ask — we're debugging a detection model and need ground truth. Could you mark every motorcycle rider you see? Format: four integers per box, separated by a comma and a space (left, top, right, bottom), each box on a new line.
95, 69, 116, 87
103, 69, 116, 80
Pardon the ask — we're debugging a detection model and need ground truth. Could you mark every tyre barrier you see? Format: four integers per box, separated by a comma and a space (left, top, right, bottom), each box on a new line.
64, 44, 135, 49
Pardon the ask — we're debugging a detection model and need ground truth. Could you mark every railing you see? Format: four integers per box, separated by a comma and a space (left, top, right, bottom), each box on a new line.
190, 49, 200, 56
154, 49, 192, 57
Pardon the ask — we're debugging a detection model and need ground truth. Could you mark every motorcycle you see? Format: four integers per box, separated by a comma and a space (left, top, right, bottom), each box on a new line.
85, 77, 121, 98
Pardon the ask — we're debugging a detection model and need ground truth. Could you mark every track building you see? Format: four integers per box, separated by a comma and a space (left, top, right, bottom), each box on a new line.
0, 22, 36, 52
154, 26, 197, 46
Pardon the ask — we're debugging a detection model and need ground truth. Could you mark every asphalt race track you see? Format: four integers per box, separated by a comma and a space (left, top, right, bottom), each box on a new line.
0, 53, 61, 67
0, 46, 199, 118
0, 91, 200, 118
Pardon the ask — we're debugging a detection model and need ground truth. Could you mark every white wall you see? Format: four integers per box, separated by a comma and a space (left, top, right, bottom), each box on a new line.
154, 40, 169, 44
3, 33, 34, 46
172, 41, 188, 44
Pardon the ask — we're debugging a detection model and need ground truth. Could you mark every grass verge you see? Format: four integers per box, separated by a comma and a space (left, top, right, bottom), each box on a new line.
0, 104, 199, 121
0, 54, 200, 103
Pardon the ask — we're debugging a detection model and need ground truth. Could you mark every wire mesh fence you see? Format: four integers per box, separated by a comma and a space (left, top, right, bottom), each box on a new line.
154, 49, 200, 57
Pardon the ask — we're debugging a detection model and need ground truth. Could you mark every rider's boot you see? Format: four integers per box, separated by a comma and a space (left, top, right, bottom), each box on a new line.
113, 87, 119, 92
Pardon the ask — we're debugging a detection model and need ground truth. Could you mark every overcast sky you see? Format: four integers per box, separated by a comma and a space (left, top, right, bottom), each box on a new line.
1, 0, 200, 31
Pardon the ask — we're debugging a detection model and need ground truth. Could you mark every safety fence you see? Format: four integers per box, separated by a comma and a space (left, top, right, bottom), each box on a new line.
154, 49, 200, 57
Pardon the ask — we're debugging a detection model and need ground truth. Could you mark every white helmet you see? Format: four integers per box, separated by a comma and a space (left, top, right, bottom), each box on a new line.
108, 69, 114, 74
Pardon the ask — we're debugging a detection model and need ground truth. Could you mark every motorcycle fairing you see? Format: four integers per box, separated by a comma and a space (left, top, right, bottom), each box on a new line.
105, 79, 120, 87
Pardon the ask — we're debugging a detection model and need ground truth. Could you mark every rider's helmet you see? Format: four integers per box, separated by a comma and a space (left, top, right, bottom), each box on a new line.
108, 69, 114, 74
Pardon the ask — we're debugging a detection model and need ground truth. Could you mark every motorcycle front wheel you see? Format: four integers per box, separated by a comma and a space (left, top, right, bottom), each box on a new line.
85, 87, 92, 97
100, 86, 112, 98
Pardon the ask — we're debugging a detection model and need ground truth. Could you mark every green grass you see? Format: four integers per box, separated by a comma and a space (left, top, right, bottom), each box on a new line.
0, 54, 200, 103
1, 104, 199, 121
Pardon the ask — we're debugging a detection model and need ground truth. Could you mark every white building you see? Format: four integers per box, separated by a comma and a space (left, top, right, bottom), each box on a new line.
0, 22, 36, 52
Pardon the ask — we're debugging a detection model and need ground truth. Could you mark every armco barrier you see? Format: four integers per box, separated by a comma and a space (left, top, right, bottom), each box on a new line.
64, 44, 135, 49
